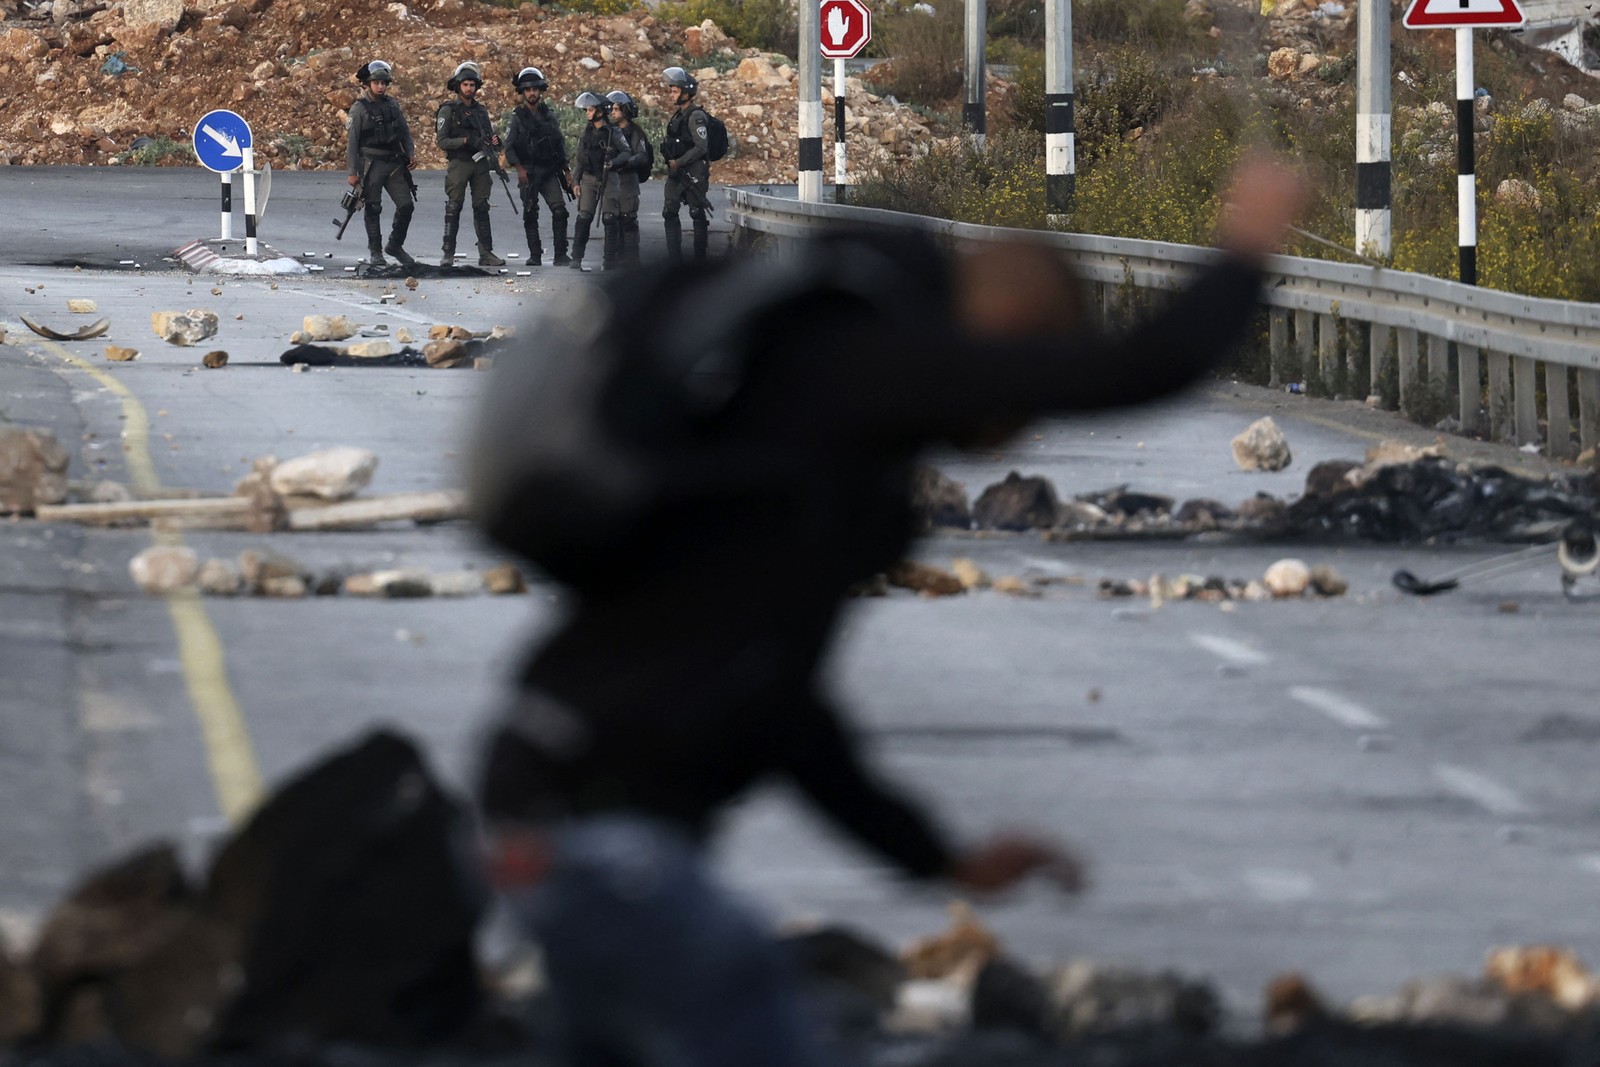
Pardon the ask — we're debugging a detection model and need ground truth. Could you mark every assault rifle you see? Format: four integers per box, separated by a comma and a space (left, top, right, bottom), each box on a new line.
334, 161, 371, 239
558, 168, 576, 202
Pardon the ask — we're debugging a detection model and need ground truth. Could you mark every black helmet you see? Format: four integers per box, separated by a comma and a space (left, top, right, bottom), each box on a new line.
663, 66, 698, 96
513, 66, 548, 91
357, 59, 393, 84
447, 61, 483, 92
575, 90, 608, 112
605, 90, 637, 119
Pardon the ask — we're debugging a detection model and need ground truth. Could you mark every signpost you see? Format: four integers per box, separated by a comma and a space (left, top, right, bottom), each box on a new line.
193, 109, 261, 256
819, 0, 871, 195
1402, 0, 1527, 285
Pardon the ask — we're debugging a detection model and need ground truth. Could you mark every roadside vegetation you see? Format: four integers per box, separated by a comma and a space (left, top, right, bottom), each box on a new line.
852, 0, 1600, 302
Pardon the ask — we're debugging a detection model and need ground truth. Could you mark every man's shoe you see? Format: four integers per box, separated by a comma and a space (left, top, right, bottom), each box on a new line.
552, 254, 572, 266
528, 255, 542, 267
440, 253, 456, 267
570, 259, 591, 272
368, 250, 388, 267
479, 250, 506, 267
386, 244, 416, 267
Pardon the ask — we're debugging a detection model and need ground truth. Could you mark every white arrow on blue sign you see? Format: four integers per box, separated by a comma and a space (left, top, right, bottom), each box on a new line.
192, 109, 252, 173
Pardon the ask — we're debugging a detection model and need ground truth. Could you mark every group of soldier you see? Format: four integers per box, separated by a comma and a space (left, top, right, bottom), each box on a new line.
345, 58, 715, 272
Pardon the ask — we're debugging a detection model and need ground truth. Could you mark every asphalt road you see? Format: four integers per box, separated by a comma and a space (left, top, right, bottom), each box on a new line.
3, 165, 1599, 1020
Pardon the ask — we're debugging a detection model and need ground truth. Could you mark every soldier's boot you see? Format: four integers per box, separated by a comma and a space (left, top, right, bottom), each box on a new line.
600, 213, 621, 271
364, 213, 387, 266
690, 210, 710, 262
474, 204, 504, 266
441, 210, 461, 267
663, 212, 683, 264
524, 221, 542, 266
621, 213, 640, 267
570, 214, 594, 272
551, 210, 571, 266
384, 204, 416, 267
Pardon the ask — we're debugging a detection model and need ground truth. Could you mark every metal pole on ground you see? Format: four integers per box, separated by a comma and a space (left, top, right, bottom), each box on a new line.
834, 56, 847, 195
964, 0, 986, 145
220, 171, 233, 240
242, 147, 258, 257
1456, 27, 1477, 285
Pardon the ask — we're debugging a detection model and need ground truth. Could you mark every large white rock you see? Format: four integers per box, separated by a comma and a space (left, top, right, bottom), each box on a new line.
301, 314, 357, 341
0, 427, 69, 514
1231, 416, 1292, 472
1263, 558, 1312, 597
267, 447, 378, 501
151, 309, 219, 346
129, 546, 199, 594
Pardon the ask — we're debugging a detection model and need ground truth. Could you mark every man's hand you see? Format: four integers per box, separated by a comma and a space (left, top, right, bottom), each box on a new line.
667, 158, 679, 174
490, 133, 502, 148
347, 173, 360, 187
516, 165, 529, 183
406, 156, 417, 170
1216, 153, 1308, 265
948, 833, 1086, 895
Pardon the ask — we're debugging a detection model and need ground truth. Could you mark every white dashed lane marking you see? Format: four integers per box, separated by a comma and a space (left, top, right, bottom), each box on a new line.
1287, 686, 1391, 730
1432, 763, 1536, 818
1187, 633, 1271, 666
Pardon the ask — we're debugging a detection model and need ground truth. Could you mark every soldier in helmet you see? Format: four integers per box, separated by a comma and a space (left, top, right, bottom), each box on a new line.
660, 66, 712, 262
503, 66, 572, 267
346, 60, 417, 268
435, 61, 506, 267
568, 91, 627, 273
601, 90, 650, 270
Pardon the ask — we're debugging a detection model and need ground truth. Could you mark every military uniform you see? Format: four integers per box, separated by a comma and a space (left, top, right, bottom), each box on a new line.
662, 104, 712, 262
504, 98, 570, 266
436, 90, 501, 265
570, 119, 627, 271
601, 122, 649, 270
346, 91, 416, 265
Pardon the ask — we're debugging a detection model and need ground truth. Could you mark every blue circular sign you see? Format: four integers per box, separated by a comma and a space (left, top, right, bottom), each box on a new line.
193, 109, 252, 173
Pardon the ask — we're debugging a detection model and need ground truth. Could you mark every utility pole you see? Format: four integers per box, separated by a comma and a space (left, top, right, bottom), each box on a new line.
1044, 0, 1073, 220
963, 0, 986, 144
1355, 0, 1392, 257
799, 0, 823, 202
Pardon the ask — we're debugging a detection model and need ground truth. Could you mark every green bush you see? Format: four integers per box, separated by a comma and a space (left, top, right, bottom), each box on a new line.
658, 0, 797, 58
1074, 0, 1195, 48
1074, 46, 1181, 161
117, 136, 196, 166
872, 1, 965, 105
852, 128, 1044, 227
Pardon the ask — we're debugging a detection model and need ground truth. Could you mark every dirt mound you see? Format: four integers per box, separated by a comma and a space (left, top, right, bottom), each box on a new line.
0, 0, 936, 184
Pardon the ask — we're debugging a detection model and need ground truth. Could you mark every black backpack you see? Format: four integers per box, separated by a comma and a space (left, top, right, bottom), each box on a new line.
469, 237, 931, 590
636, 132, 655, 180
701, 109, 729, 161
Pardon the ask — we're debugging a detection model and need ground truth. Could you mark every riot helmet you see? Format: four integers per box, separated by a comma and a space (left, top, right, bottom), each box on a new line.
605, 90, 638, 120
662, 66, 698, 97
575, 90, 608, 116
357, 59, 393, 84
447, 61, 484, 92
513, 66, 548, 91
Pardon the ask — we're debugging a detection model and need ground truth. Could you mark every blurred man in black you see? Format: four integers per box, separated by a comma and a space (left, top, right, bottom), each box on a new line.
472, 158, 1306, 1067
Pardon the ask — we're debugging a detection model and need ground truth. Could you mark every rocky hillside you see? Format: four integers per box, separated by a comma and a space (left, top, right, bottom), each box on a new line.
0, 0, 936, 182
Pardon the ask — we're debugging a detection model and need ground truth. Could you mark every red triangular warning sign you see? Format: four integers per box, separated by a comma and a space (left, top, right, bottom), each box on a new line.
1403, 0, 1526, 29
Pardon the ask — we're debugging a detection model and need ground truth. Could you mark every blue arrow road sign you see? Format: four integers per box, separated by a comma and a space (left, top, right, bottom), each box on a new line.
193, 109, 251, 173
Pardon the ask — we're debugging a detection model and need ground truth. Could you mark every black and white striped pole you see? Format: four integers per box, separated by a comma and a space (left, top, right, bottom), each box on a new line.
1044, 0, 1073, 219
1455, 27, 1476, 285
1355, 0, 1390, 257
799, 0, 823, 203
963, 0, 985, 144
242, 146, 259, 257
220, 171, 233, 240
834, 56, 847, 191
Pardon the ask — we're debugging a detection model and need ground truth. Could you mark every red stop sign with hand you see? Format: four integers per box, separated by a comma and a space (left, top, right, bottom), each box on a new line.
820, 0, 872, 58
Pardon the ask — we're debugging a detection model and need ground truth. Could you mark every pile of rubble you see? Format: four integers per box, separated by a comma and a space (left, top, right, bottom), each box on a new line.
0, 0, 936, 183
8, 732, 1600, 1067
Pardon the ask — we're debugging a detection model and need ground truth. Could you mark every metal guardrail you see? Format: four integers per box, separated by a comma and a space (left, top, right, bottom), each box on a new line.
728, 190, 1600, 459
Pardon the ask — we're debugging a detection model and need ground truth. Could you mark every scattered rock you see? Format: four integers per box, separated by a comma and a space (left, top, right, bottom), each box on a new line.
129, 545, 200, 593
1049, 960, 1221, 1040
342, 340, 394, 359
196, 559, 244, 596
0, 427, 71, 514
886, 560, 966, 596
482, 562, 526, 594
949, 558, 988, 590
267, 447, 377, 502
151, 309, 219, 346
301, 314, 357, 342
1263, 558, 1312, 597
237, 548, 308, 593
201, 350, 229, 369
342, 569, 434, 598
973, 471, 1060, 530
104, 345, 139, 361
67, 298, 97, 313
423, 339, 470, 368
1309, 563, 1348, 596
1232, 416, 1292, 472
1264, 972, 1329, 1035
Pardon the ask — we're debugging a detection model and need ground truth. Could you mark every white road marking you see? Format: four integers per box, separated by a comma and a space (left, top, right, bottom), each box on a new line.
1433, 764, 1536, 818
1245, 868, 1316, 903
1288, 686, 1390, 730
1188, 633, 1271, 665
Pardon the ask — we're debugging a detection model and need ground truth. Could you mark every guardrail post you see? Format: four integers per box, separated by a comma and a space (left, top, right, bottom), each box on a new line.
1456, 343, 1481, 434
1514, 356, 1539, 447
1294, 310, 1313, 390
1318, 313, 1339, 393
1578, 369, 1600, 453
1487, 350, 1512, 442
1547, 364, 1573, 459
1268, 308, 1288, 388
1427, 334, 1450, 400
1370, 324, 1392, 406
1397, 327, 1419, 416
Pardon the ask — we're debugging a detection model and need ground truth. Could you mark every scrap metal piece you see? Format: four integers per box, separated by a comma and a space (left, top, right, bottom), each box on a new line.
21, 315, 110, 341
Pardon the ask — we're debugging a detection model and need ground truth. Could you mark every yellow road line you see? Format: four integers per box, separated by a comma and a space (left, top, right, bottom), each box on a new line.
34, 340, 264, 824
